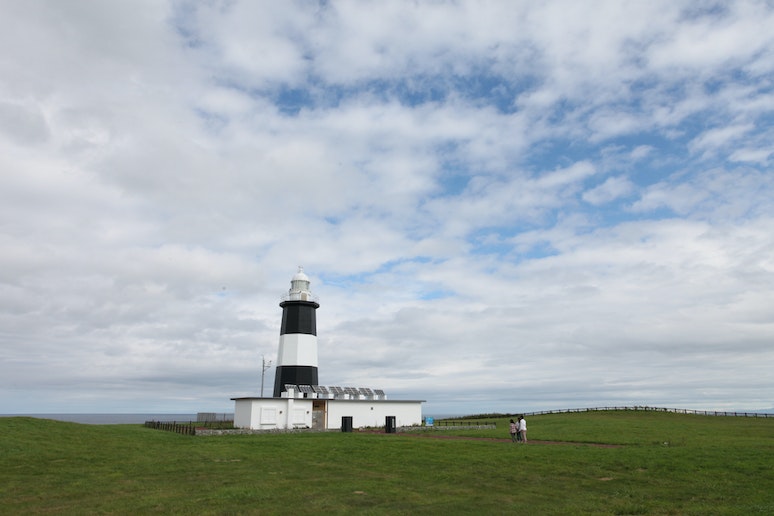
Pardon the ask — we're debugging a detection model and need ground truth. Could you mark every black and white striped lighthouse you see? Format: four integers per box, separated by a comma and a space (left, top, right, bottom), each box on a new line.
272, 267, 320, 397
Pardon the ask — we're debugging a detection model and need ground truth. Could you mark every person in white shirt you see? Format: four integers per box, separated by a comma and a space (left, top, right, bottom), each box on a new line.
518, 415, 527, 443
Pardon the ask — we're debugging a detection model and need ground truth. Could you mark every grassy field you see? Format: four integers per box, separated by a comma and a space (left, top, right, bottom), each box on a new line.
1, 411, 773, 514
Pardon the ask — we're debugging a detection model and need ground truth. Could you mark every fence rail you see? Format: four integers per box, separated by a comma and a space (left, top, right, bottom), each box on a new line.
433, 420, 498, 427
521, 406, 774, 418
144, 419, 235, 436
144, 420, 197, 435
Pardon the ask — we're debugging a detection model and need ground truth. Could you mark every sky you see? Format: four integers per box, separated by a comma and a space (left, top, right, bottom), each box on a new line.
1, 1, 773, 416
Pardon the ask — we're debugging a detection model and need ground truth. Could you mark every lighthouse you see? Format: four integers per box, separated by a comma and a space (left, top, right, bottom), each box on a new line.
272, 267, 320, 397
232, 266, 424, 430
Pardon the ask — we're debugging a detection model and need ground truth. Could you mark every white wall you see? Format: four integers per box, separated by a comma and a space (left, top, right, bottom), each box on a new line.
234, 398, 313, 430
326, 400, 423, 429
234, 397, 423, 430
234, 399, 254, 428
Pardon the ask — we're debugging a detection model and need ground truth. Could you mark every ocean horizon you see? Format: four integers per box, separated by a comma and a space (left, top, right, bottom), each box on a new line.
0, 412, 462, 425
0, 413, 234, 425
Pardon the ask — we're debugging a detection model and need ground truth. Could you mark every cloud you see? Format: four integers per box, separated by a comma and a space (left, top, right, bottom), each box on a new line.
1, 1, 773, 415
0, 100, 50, 145
690, 123, 755, 156
729, 147, 772, 164
582, 176, 635, 205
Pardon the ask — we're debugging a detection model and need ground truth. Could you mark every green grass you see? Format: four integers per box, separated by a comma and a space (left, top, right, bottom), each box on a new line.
1, 411, 773, 514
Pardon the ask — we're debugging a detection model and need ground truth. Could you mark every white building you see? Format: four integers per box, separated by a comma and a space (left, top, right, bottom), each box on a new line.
232, 392, 424, 431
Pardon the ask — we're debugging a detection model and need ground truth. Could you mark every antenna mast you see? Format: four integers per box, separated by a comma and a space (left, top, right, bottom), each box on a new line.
261, 355, 272, 397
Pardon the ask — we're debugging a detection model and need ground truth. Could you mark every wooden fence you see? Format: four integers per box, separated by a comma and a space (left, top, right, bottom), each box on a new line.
145, 407, 772, 436
433, 420, 498, 427
521, 406, 774, 418
144, 419, 236, 436
144, 420, 197, 435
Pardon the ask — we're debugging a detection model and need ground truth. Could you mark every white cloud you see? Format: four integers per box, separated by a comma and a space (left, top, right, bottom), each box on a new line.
631, 145, 654, 160
690, 123, 755, 156
646, 2, 774, 74
582, 176, 634, 205
729, 147, 772, 164
1, 1, 773, 416
0, 100, 50, 145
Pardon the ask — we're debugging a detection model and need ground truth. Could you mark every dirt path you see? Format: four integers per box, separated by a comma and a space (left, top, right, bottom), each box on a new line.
392, 432, 621, 448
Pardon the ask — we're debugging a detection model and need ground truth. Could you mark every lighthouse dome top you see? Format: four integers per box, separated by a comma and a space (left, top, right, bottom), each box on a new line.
283, 266, 318, 303
291, 266, 309, 283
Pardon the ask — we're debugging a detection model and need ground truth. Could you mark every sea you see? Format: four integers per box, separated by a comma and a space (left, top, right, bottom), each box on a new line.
1, 412, 458, 425
0, 414, 233, 425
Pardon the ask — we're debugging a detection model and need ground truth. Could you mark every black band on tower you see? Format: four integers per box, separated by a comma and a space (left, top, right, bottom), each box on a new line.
273, 365, 318, 397
280, 301, 319, 335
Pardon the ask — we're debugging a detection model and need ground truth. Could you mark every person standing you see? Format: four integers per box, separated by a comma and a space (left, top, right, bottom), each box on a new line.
518, 415, 527, 443
509, 419, 518, 442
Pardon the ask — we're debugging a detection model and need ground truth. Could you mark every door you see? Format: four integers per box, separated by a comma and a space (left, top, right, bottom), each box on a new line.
312, 400, 326, 430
